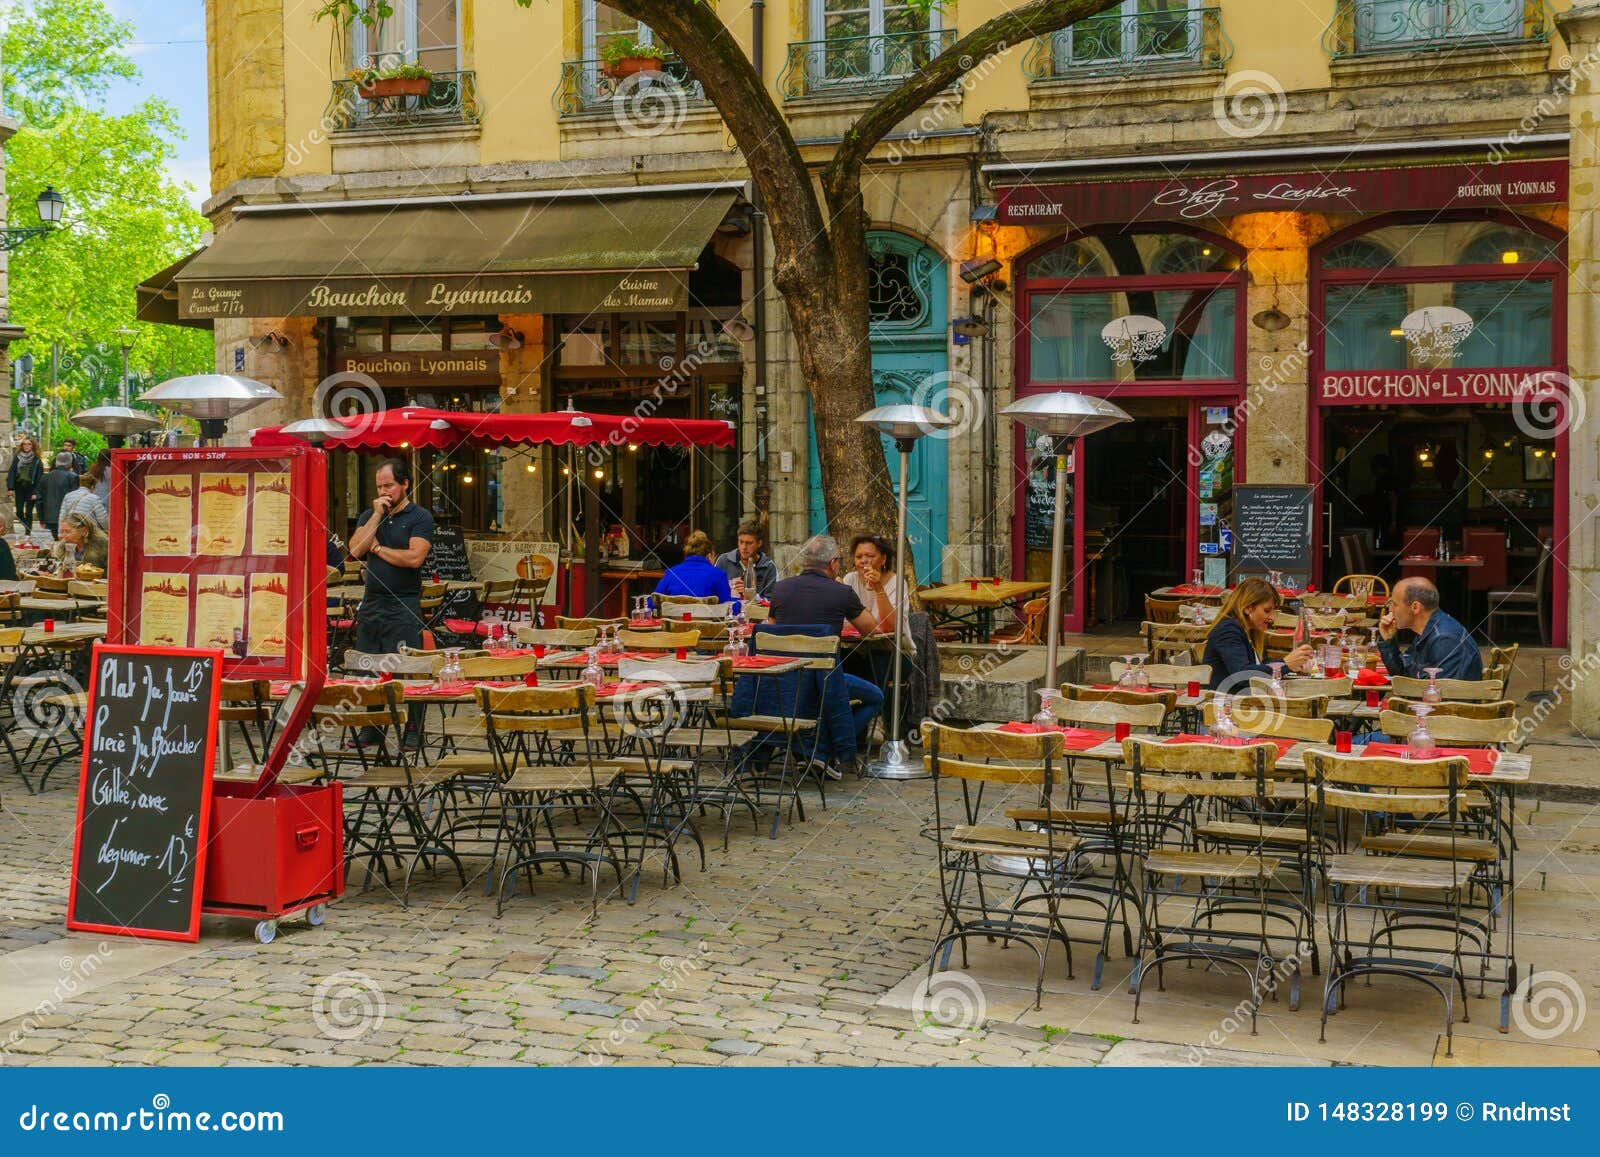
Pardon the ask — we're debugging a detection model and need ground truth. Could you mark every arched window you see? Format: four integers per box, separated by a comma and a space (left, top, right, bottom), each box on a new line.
1316, 217, 1563, 373
1020, 228, 1242, 383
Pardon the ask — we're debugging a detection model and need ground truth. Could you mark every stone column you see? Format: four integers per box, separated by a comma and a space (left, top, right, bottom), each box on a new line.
1557, 4, 1600, 732
219, 317, 319, 444
495, 313, 547, 540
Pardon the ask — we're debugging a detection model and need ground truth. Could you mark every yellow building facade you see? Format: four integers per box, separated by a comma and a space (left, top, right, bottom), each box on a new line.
174, 0, 1588, 692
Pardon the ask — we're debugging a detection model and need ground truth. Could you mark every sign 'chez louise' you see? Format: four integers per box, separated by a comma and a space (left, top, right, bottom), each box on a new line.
177, 271, 686, 320
997, 159, 1566, 225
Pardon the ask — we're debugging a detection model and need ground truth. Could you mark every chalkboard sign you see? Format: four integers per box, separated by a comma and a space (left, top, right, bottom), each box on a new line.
424, 525, 477, 620
1232, 485, 1314, 575
1025, 464, 1070, 549
67, 645, 222, 942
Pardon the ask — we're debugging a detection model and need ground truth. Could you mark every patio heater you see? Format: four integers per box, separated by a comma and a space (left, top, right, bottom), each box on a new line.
856, 403, 955, 780
138, 374, 283, 446
68, 405, 162, 448
999, 393, 1131, 690
275, 417, 351, 446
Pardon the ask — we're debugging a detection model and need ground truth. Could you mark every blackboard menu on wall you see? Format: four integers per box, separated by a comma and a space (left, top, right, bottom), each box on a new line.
1025, 463, 1069, 549
424, 525, 477, 619
1232, 485, 1314, 575
67, 645, 222, 942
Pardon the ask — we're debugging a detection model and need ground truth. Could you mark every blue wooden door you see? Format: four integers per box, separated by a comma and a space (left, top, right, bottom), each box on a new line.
808, 232, 949, 581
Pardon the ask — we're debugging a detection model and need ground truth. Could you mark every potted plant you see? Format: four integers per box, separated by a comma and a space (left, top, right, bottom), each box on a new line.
601, 36, 667, 80
350, 62, 434, 99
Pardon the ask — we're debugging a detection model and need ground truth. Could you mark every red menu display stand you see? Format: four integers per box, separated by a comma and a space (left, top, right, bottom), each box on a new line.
109, 445, 341, 943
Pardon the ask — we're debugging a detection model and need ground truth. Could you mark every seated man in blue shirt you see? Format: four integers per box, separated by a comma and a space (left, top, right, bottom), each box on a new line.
652, 530, 733, 602
768, 534, 885, 777
1376, 576, 1483, 682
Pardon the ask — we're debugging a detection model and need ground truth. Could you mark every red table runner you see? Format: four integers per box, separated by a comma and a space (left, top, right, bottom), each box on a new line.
1360, 742, 1499, 775
995, 723, 1114, 750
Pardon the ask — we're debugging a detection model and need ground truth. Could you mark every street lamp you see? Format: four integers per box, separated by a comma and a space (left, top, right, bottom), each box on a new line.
1, 187, 66, 251
999, 393, 1131, 690
114, 327, 138, 408
855, 402, 955, 780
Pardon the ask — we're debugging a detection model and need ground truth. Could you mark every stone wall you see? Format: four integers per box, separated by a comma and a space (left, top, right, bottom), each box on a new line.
207, 0, 286, 192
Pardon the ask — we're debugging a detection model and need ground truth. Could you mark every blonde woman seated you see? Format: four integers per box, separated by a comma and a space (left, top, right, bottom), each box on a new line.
1201, 576, 1314, 691
56, 511, 110, 572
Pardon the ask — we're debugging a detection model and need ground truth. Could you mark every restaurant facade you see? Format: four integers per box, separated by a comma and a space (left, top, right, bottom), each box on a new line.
160, 0, 1588, 650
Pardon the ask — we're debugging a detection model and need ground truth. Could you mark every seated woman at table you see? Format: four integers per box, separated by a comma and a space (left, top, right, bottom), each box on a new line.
652, 530, 733, 602
842, 535, 915, 651
56, 512, 109, 572
1201, 576, 1314, 692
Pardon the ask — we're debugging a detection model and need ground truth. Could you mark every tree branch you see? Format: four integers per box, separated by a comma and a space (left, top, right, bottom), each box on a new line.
823, 0, 1121, 196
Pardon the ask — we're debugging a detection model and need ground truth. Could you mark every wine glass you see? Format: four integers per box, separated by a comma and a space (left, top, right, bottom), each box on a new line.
1422, 667, 1444, 704
1189, 602, 1207, 626
582, 647, 605, 690
1033, 688, 1059, 729
1266, 661, 1286, 698
1408, 703, 1437, 759
1212, 693, 1239, 744
1133, 655, 1150, 690
1190, 567, 1204, 588
1118, 655, 1139, 688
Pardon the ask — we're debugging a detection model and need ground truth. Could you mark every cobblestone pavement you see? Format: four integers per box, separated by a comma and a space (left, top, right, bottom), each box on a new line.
0, 768, 1125, 1067
4, 748, 1597, 1067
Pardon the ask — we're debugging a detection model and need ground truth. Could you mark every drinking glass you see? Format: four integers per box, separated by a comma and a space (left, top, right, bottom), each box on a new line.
1266, 662, 1286, 698
1422, 667, 1444, 704
1408, 703, 1437, 759
1352, 577, 1373, 601
1118, 655, 1139, 689
1133, 655, 1150, 690
1033, 688, 1059, 729
582, 648, 605, 690
1191, 567, 1204, 588
1212, 694, 1239, 744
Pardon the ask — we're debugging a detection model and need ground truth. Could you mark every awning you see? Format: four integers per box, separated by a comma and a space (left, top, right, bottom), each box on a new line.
250, 406, 736, 450
135, 248, 212, 329
150, 186, 739, 323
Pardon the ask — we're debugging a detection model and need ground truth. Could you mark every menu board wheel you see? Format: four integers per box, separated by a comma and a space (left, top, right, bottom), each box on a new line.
254, 919, 278, 945
307, 904, 326, 928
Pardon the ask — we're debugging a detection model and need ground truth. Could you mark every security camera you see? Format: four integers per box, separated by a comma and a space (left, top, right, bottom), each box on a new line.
960, 257, 1002, 284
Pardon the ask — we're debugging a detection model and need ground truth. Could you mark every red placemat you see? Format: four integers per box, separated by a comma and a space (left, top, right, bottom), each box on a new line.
995, 723, 1114, 750
1164, 733, 1297, 758
733, 654, 794, 669
1092, 683, 1166, 694
1353, 668, 1389, 687
597, 680, 660, 698
1360, 742, 1499, 775
1168, 583, 1223, 595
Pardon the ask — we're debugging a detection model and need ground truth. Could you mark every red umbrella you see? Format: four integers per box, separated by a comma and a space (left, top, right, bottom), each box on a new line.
252, 407, 461, 450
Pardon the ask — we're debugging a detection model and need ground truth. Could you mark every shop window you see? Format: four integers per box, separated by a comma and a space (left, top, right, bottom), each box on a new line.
389, 319, 444, 352
1318, 217, 1561, 372
1021, 229, 1242, 384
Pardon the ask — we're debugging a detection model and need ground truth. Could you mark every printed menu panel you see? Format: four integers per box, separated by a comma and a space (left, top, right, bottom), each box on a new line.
197, 473, 249, 557
250, 472, 291, 555
248, 572, 288, 658
142, 475, 193, 556
139, 573, 191, 648
194, 575, 246, 652
67, 646, 220, 942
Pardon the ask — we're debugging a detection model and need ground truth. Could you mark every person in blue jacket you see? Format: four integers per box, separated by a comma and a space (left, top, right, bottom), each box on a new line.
1201, 576, 1315, 692
1377, 576, 1483, 681
652, 530, 733, 602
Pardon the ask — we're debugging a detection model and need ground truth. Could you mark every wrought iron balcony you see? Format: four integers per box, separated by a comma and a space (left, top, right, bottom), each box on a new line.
325, 70, 482, 132
1323, 0, 1552, 58
779, 28, 959, 99
554, 56, 706, 116
1024, 7, 1231, 81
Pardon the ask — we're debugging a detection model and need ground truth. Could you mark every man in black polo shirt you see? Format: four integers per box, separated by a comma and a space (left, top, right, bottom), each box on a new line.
349, 457, 435, 656
769, 534, 884, 774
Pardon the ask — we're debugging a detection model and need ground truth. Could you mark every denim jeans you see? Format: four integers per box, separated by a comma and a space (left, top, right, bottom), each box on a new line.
843, 672, 884, 745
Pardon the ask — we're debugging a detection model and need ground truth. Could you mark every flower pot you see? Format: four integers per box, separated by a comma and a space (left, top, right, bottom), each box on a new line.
603, 56, 665, 80
358, 76, 431, 99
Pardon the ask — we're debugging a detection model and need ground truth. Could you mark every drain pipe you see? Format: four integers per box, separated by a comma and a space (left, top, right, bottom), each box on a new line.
750, 0, 773, 537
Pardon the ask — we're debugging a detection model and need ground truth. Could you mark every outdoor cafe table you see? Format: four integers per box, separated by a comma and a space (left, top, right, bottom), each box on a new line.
917, 579, 1050, 642
978, 723, 1529, 1028
20, 596, 104, 618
